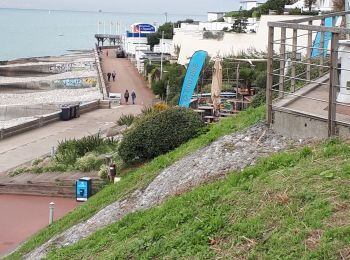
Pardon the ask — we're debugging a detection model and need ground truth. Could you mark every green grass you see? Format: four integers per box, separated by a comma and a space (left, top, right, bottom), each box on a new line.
45, 139, 350, 259
5, 106, 265, 259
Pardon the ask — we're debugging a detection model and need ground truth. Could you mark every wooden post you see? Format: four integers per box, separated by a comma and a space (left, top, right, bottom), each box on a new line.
266, 26, 274, 125
291, 29, 297, 92
279, 27, 286, 98
328, 32, 339, 137
236, 63, 240, 100
306, 21, 312, 81
319, 18, 325, 77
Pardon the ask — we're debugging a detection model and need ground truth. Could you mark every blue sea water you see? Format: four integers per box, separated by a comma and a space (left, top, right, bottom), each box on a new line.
0, 8, 205, 61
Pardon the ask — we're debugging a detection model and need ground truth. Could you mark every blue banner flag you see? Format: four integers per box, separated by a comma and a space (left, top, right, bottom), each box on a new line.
311, 17, 338, 58
179, 50, 208, 108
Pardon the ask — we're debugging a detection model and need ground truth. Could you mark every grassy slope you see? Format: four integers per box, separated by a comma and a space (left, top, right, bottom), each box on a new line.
46, 139, 350, 260
6, 107, 265, 259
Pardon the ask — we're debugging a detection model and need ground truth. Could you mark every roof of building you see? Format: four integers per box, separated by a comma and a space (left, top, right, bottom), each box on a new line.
207, 11, 226, 14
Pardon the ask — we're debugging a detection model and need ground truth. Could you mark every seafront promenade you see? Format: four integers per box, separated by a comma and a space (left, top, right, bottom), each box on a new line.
0, 51, 154, 256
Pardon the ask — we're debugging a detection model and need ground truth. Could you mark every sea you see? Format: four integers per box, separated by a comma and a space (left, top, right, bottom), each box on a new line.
0, 8, 206, 61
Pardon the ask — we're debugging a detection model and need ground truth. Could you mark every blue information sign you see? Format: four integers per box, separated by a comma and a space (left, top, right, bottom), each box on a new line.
76, 177, 92, 202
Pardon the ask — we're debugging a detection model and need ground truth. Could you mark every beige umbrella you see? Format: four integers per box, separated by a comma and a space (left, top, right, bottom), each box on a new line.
211, 59, 222, 116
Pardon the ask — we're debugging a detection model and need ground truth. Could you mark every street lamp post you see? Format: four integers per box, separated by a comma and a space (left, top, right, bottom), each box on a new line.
160, 31, 164, 79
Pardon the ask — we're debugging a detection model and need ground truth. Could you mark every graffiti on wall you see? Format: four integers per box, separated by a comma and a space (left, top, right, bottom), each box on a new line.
54, 77, 97, 89
49, 61, 96, 73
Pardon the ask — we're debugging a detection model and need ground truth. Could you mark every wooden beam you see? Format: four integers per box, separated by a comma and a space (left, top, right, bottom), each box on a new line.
328, 32, 339, 137
268, 21, 350, 34
266, 26, 274, 126
306, 20, 312, 81
291, 29, 297, 92
279, 27, 286, 98
319, 18, 325, 77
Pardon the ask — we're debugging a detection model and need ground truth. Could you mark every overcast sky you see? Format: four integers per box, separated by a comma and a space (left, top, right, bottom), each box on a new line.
0, 0, 240, 15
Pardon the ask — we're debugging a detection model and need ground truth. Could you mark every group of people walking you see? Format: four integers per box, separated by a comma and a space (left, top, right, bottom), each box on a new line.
124, 89, 136, 105
106, 70, 137, 105
107, 71, 116, 82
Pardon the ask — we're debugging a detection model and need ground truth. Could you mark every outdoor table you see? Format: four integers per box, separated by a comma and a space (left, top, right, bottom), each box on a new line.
198, 106, 214, 117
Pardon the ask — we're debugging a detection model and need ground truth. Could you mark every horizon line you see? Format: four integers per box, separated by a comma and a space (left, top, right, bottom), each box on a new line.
0, 7, 207, 17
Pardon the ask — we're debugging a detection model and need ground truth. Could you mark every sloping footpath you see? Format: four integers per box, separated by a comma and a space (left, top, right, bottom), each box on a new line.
24, 123, 303, 259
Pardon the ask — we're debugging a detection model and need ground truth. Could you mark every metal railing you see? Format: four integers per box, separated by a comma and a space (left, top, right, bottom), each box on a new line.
266, 11, 350, 137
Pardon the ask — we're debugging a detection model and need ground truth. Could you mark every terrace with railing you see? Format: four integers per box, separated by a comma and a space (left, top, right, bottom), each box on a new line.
266, 11, 350, 138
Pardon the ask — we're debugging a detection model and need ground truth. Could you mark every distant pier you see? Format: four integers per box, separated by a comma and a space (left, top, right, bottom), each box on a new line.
95, 34, 122, 46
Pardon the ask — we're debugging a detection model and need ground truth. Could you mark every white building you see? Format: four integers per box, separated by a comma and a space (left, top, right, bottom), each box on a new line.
239, 0, 259, 10
153, 39, 173, 54
207, 12, 226, 22
173, 15, 324, 65
285, 0, 333, 11
316, 0, 333, 11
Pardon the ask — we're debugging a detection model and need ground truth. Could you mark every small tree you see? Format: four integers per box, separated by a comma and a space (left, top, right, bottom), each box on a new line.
304, 0, 316, 11
333, 0, 345, 11
147, 33, 160, 50
231, 17, 248, 33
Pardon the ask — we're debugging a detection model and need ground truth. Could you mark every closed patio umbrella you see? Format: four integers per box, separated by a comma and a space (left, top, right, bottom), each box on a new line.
211, 59, 222, 116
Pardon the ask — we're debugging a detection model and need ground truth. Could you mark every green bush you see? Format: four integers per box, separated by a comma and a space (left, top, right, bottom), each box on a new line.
76, 153, 105, 172
55, 135, 117, 165
118, 107, 205, 163
98, 165, 109, 180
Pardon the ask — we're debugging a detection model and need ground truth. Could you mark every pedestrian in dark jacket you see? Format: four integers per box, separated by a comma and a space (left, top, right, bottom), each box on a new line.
112, 71, 116, 82
124, 89, 129, 104
107, 72, 111, 82
131, 89, 136, 104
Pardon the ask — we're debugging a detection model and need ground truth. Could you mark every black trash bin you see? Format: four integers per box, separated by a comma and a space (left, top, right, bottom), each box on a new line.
75, 104, 80, 118
70, 105, 76, 119
61, 106, 71, 121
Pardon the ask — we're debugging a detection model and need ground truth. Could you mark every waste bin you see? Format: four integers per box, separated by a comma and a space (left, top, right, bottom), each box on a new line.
61, 106, 71, 121
76, 177, 92, 202
70, 105, 76, 119
75, 105, 80, 118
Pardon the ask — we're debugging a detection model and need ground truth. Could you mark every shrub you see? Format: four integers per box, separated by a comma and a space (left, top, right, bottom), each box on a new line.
98, 165, 109, 179
31, 158, 43, 166
118, 107, 205, 163
153, 102, 168, 111
251, 90, 266, 108
117, 114, 135, 126
55, 135, 117, 165
76, 153, 105, 172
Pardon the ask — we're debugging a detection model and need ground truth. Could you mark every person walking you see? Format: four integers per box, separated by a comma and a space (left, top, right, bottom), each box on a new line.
107, 72, 111, 82
124, 89, 129, 104
131, 89, 136, 104
112, 71, 116, 82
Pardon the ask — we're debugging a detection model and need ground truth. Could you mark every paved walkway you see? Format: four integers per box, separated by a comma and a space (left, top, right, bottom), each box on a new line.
0, 105, 141, 174
100, 49, 154, 106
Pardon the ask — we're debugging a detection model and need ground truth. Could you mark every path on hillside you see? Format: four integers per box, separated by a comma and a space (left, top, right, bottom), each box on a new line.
24, 123, 305, 260
100, 49, 154, 106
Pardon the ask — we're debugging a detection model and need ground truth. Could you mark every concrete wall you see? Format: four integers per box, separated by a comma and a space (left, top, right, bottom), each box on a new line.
0, 104, 58, 121
93, 47, 108, 99
0, 60, 96, 76
272, 110, 350, 139
0, 100, 110, 140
